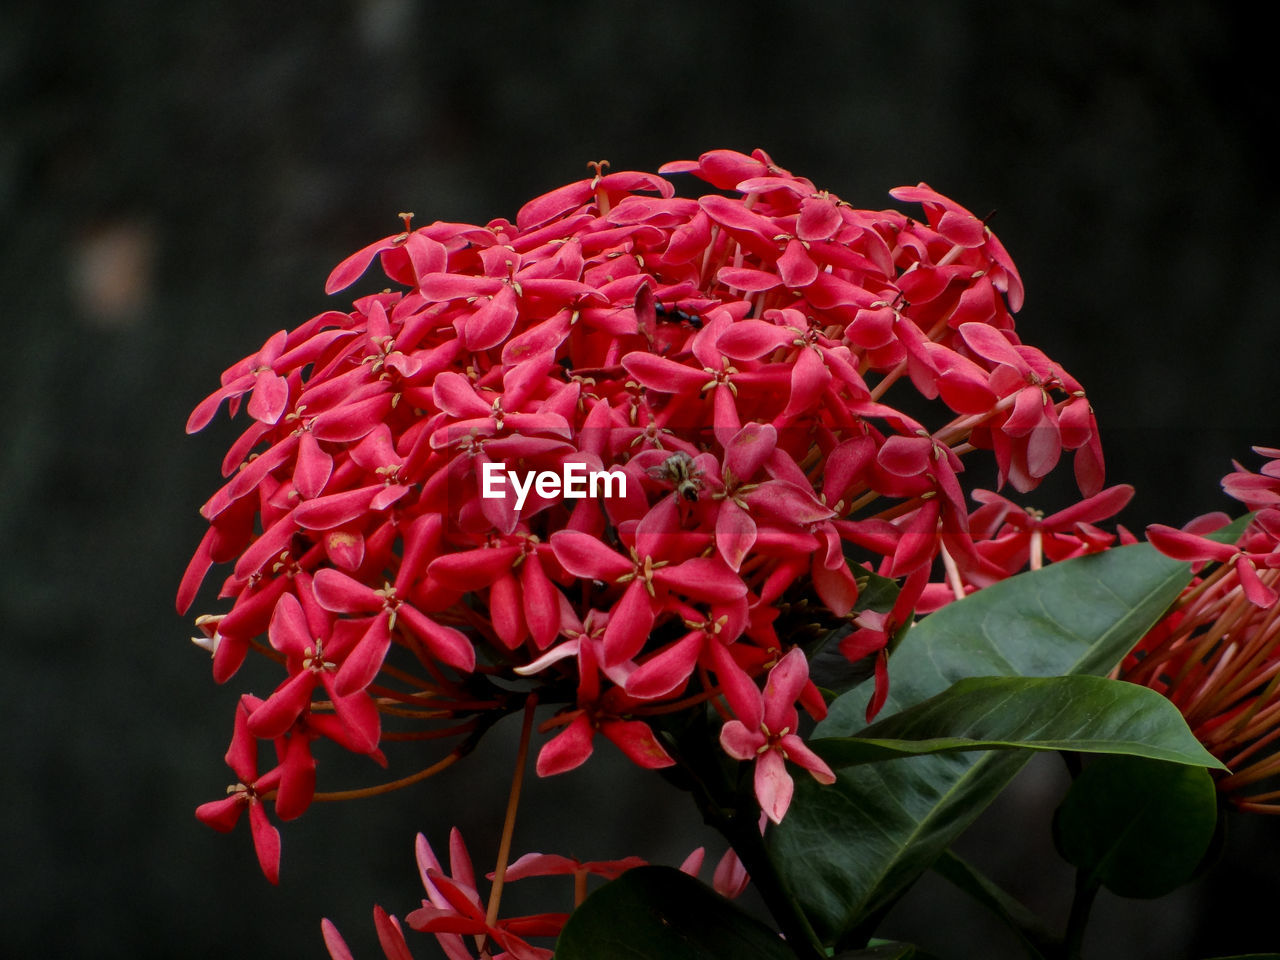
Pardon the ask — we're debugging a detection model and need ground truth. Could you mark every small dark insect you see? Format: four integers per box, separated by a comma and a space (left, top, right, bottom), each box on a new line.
648, 451, 703, 502
655, 301, 703, 329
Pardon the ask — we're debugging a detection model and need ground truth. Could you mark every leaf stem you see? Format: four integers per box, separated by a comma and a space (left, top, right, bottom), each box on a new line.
1061, 871, 1099, 959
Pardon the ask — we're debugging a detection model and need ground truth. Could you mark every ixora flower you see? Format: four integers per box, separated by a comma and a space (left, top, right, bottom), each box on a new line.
1123, 448, 1280, 812
319, 829, 747, 960
181, 149, 1106, 879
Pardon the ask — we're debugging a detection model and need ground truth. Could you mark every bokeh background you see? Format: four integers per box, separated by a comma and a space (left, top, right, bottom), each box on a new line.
3, 1, 1277, 957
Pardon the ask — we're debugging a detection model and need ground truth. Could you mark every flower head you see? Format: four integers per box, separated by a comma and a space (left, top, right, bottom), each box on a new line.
183, 149, 1102, 861
1123, 449, 1280, 812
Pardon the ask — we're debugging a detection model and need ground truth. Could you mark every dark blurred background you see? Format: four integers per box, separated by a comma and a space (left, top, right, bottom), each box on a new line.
3, 1, 1277, 957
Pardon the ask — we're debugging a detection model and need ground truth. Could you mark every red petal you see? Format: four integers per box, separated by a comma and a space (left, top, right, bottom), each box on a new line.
709, 642, 763, 730
428, 546, 523, 591
724, 422, 777, 481
328, 685, 382, 755
626, 631, 701, 700
715, 500, 757, 573
865, 649, 890, 721
798, 197, 842, 241
321, 919, 355, 960
761, 648, 809, 731
312, 568, 384, 613
325, 234, 398, 294
247, 370, 289, 425
195, 795, 244, 832
754, 748, 794, 824
549, 530, 631, 580
334, 615, 392, 696
620, 352, 709, 393
717, 267, 782, 292
248, 800, 281, 884
293, 433, 333, 500
521, 557, 561, 649
1236, 556, 1278, 608
1043, 484, 1134, 529
959, 322, 1025, 369
602, 580, 656, 666
1146, 524, 1237, 563
602, 719, 675, 769
716, 320, 793, 360
777, 238, 819, 287
877, 435, 932, 478
177, 528, 215, 614
247, 671, 316, 739
712, 847, 749, 899
812, 552, 859, 617
398, 604, 477, 672
489, 573, 526, 649
274, 734, 317, 821
373, 906, 415, 960
536, 714, 595, 776
323, 528, 366, 571
464, 285, 519, 351
659, 557, 748, 603
719, 719, 766, 761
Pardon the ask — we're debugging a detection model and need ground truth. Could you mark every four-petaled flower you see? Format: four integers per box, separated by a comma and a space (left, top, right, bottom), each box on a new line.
718, 648, 836, 823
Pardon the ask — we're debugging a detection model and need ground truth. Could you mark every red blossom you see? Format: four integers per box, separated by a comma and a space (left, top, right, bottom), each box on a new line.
1121, 451, 1280, 813
183, 149, 1105, 862
718, 648, 836, 823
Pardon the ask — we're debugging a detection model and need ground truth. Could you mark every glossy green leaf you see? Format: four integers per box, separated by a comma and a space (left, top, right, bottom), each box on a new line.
554, 865, 794, 960
812, 675, 1224, 769
770, 518, 1250, 946
1053, 755, 1217, 898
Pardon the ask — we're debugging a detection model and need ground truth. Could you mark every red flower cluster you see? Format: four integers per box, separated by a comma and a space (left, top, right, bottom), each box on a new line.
1123, 448, 1280, 812
320, 829, 747, 960
182, 149, 1104, 873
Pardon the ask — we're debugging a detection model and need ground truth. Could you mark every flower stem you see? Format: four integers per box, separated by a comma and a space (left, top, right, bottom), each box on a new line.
711, 808, 826, 960
310, 750, 463, 801
485, 693, 538, 929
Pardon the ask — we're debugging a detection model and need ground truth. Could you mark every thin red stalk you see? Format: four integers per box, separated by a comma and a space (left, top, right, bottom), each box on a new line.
485, 694, 538, 929
309, 751, 462, 802
1199, 604, 1280, 717
379, 722, 479, 742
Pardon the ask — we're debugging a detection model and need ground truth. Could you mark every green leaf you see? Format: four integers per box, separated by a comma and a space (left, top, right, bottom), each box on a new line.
930, 850, 1054, 958
770, 517, 1251, 946
812, 675, 1225, 769
1053, 755, 1217, 898
554, 865, 795, 960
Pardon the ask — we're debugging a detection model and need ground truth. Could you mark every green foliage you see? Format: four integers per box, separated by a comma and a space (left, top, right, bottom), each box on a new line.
812, 675, 1224, 769
1052, 755, 1218, 898
554, 866, 795, 960
769, 522, 1249, 946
